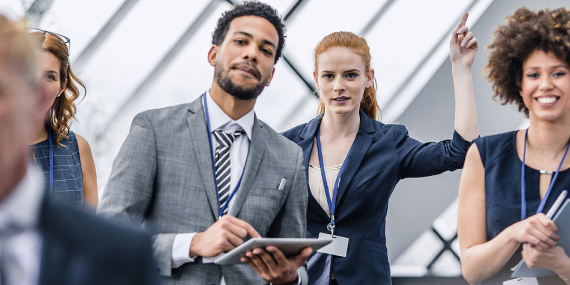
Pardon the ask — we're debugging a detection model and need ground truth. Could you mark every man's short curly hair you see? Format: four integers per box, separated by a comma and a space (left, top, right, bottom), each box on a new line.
212, 1, 285, 64
485, 7, 570, 117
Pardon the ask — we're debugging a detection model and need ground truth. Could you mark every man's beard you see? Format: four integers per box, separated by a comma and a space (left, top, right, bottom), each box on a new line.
215, 61, 268, 100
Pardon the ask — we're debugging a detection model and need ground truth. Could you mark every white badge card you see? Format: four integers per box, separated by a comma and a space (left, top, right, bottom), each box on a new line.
503, 278, 539, 285
317, 233, 349, 257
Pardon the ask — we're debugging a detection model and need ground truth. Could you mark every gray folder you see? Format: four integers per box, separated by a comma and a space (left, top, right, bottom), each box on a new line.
512, 199, 570, 278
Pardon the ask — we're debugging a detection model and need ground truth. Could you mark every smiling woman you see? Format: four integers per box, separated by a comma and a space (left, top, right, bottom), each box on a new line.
28, 30, 98, 208
457, 7, 570, 285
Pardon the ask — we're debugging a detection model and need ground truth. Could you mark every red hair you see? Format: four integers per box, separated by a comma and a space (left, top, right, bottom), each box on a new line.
314, 31, 381, 120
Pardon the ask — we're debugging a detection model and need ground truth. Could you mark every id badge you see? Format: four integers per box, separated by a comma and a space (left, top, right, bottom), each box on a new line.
318, 233, 349, 257
503, 278, 539, 285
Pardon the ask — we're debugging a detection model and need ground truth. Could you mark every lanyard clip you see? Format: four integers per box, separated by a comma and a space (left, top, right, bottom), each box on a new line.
327, 216, 335, 237
327, 223, 335, 237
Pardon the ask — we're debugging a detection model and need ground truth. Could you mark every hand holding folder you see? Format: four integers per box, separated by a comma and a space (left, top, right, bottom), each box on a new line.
512, 190, 570, 278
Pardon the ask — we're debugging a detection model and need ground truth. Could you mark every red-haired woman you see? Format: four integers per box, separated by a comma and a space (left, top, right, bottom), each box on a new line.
29, 29, 98, 208
458, 7, 570, 285
282, 14, 479, 284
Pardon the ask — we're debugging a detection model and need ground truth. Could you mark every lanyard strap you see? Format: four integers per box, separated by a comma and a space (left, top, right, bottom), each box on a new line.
47, 127, 54, 194
316, 126, 348, 229
521, 128, 570, 220
203, 94, 247, 218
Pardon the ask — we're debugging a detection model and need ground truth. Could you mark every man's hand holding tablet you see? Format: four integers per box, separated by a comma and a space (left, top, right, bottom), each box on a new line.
189, 215, 312, 284
241, 244, 312, 285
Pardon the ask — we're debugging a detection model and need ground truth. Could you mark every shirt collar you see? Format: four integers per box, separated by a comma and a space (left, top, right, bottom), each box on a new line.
205, 90, 254, 140
0, 165, 44, 230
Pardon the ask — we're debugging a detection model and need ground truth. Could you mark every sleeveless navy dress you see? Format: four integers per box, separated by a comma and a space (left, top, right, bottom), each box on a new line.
31, 130, 84, 206
475, 131, 569, 284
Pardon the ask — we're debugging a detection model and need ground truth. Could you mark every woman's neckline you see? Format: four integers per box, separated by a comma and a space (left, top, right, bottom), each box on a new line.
511, 130, 570, 174
309, 163, 343, 170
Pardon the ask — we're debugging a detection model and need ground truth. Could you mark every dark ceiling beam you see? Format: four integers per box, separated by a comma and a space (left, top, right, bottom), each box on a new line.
360, 0, 396, 36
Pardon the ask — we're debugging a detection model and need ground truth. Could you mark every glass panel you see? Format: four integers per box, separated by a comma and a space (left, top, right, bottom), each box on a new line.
36, 0, 124, 58
0, 1, 26, 19
365, 0, 473, 108
283, 0, 390, 81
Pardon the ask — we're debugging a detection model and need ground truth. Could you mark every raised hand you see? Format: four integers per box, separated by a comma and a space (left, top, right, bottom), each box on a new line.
450, 13, 478, 68
241, 246, 312, 285
511, 213, 559, 251
189, 215, 261, 258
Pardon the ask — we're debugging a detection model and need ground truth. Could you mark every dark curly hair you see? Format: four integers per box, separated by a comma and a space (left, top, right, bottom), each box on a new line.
485, 7, 570, 117
212, 1, 285, 64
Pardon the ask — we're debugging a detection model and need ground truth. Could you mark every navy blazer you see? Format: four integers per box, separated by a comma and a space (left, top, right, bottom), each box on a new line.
38, 194, 159, 285
282, 110, 471, 285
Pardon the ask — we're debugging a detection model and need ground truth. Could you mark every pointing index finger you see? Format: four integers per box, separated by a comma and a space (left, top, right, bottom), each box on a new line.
459, 13, 468, 27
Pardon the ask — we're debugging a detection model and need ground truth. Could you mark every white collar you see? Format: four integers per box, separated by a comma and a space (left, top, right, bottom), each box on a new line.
0, 165, 44, 229
204, 90, 255, 139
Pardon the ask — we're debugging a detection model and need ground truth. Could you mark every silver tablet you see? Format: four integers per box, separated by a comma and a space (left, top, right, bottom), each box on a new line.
214, 238, 332, 265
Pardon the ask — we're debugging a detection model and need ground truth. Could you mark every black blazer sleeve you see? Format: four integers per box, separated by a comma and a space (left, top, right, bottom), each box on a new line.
392, 125, 472, 179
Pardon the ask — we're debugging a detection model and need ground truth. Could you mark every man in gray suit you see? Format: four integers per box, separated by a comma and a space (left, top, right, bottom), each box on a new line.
98, 2, 310, 285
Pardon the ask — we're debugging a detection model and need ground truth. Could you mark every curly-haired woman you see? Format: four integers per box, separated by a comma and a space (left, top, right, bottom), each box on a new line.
29, 29, 98, 208
458, 7, 570, 285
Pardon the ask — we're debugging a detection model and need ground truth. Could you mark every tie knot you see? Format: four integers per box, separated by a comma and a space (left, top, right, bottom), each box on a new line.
214, 128, 245, 148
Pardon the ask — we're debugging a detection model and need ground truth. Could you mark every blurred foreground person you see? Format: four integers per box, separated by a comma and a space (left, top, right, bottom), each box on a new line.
98, 2, 310, 285
28, 28, 97, 208
0, 14, 158, 285
282, 13, 479, 285
458, 7, 570, 285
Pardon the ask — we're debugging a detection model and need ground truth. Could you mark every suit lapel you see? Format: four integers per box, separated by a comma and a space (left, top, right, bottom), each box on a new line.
229, 117, 265, 217
186, 94, 219, 220
335, 111, 374, 207
299, 116, 330, 222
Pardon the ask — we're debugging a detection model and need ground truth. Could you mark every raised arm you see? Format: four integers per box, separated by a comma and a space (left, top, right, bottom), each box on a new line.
458, 144, 559, 284
450, 13, 479, 141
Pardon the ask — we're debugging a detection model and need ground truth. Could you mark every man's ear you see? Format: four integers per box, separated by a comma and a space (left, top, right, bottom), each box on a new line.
208, 45, 219, 67
265, 67, 276, 86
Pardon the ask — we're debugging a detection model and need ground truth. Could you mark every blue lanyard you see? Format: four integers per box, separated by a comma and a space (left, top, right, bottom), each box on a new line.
316, 125, 348, 233
521, 128, 570, 220
47, 127, 54, 194
203, 94, 247, 218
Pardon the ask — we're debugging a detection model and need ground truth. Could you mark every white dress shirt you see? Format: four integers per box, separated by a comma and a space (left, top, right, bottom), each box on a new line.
0, 166, 44, 285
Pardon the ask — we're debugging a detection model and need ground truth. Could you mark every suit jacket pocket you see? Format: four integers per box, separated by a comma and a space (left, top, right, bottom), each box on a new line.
241, 187, 284, 235
250, 187, 283, 199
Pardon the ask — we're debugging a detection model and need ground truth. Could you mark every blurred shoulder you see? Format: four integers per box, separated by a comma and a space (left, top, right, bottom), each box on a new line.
43, 197, 151, 252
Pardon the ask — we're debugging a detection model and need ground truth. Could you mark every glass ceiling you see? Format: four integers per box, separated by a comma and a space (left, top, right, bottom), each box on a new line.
1, 0, 476, 189
1, 0, 491, 277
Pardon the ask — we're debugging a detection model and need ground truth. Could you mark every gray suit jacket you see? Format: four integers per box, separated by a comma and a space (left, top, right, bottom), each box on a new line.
98, 96, 309, 285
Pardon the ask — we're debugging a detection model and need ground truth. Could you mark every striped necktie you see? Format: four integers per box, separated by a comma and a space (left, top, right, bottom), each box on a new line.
213, 128, 245, 215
